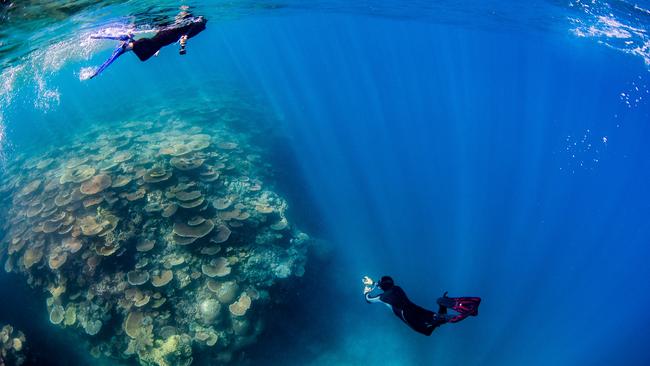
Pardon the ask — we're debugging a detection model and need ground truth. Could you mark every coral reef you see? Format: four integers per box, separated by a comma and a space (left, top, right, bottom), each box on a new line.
0, 115, 310, 365
0, 324, 27, 366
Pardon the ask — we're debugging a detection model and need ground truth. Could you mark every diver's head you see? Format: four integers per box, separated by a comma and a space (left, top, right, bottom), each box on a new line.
378, 276, 394, 290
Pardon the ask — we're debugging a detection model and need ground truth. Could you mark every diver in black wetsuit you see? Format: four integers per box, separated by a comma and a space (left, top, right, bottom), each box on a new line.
363, 276, 481, 336
130, 15, 207, 61
89, 13, 207, 79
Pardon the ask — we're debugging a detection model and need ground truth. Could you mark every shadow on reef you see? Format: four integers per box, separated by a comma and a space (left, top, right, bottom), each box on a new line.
0, 272, 122, 366
242, 242, 348, 365
260, 134, 328, 239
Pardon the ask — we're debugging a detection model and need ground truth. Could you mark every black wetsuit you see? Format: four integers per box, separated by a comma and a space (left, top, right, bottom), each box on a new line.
366, 285, 448, 336
132, 17, 207, 61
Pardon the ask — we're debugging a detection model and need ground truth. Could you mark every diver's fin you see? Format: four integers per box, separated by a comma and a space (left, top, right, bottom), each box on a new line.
90, 43, 128, 79
436, 296, 481, 323
455, 297, 480, 316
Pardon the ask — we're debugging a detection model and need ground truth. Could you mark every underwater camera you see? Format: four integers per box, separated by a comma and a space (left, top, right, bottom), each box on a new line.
362, 276, 374, 294
179, 35, 188, 55
362, 276, 374, 286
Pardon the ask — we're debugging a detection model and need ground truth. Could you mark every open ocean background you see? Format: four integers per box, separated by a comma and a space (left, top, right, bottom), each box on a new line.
2, 1, 650, 365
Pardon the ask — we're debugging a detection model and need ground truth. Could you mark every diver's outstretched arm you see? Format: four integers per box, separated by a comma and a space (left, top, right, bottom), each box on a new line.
364, 283, 382, 304
365, 291, 382, 303
89, 43, 129, 79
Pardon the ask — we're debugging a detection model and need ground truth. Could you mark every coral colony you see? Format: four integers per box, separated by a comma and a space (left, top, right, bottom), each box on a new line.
0, 324, 27, 366
0, 114, 310, 365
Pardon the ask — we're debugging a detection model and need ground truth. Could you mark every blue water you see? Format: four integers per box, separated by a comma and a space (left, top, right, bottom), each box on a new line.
2, 1, 650, 365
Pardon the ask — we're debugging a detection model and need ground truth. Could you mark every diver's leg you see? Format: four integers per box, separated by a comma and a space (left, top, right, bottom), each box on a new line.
89, 44, 128, 79
131, 39, 162, 61
437, 292, 455, 312
438, 305, 447, 314
424, 312, 453, 335
437, 291, 448, 314
434, 313, 454, 322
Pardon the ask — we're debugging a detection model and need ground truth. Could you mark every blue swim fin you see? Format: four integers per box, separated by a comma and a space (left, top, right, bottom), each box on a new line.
90, 43, 128, 79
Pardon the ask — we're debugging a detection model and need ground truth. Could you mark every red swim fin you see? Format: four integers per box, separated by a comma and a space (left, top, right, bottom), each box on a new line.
437, 295, 481, 323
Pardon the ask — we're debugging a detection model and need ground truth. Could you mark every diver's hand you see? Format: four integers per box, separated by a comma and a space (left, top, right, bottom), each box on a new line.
363, 286, 372, 295
362, 276, 374, 286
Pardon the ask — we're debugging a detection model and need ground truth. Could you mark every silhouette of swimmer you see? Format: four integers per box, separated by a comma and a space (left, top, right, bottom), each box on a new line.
89, 14, 207, 79
363, 276, 481, 336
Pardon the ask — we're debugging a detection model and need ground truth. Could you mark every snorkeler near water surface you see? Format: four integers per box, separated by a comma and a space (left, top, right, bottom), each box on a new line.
363, 276, 481, 336
88, 13, 207, 79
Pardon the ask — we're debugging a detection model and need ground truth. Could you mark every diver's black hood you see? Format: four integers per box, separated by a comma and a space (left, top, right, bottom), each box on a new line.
378, 275, 394, 290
